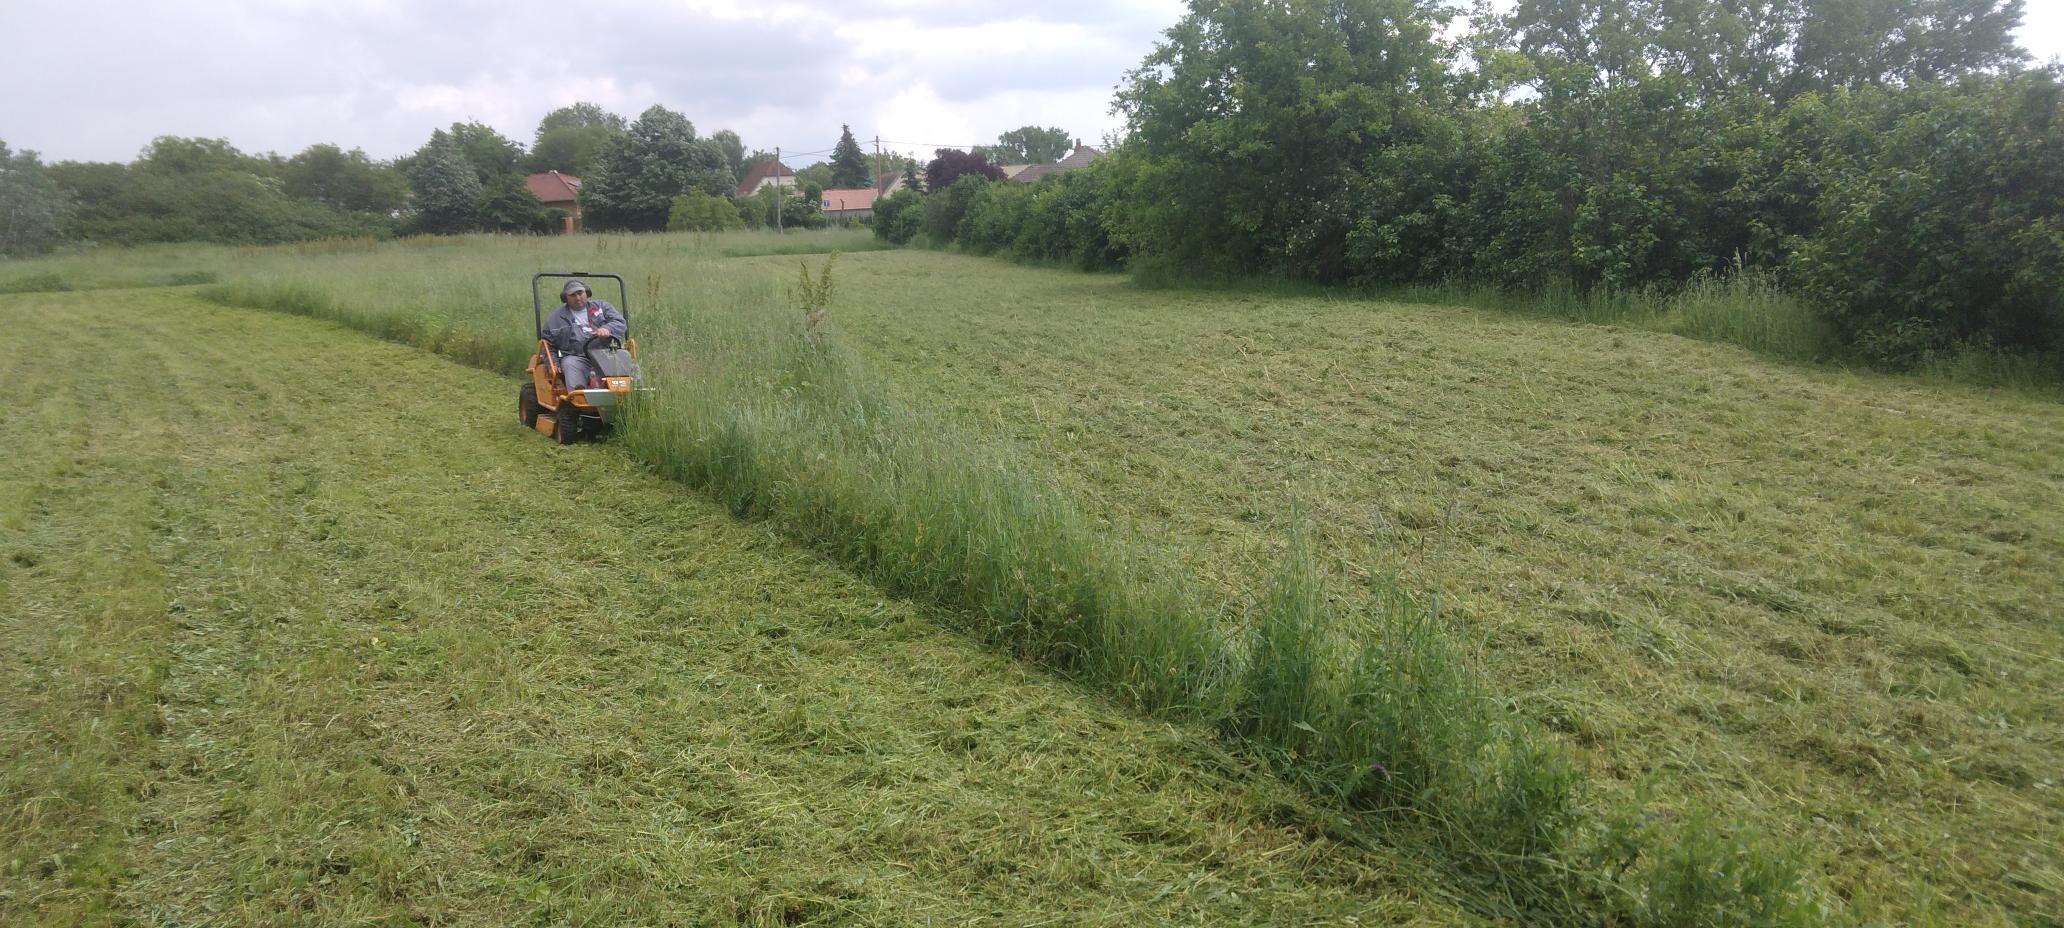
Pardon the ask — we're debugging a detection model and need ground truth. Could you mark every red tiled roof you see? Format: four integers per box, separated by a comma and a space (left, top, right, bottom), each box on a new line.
820, 188, 879, 212
525, 171, 581, 205
734, 160, 796, 198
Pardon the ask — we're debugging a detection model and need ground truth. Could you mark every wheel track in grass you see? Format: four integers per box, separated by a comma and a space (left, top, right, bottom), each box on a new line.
1, 287, 1476, 926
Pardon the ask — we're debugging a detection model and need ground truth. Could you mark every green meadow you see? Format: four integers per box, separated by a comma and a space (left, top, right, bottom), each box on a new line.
5, 231, 2059, 925
1, 285, 1467, 926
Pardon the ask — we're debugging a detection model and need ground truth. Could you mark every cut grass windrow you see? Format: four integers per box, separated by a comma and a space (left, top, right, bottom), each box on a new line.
191, 231, 1836, 925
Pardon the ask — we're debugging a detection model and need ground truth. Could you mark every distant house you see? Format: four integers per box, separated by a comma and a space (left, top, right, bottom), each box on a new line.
875, 172, 906, 196
1006, 142, 1107, 184
525, 171, 582, 233
735, 160, 798, 199
820, 187, 880, 221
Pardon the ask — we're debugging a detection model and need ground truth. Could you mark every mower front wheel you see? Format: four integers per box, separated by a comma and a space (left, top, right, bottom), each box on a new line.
553, 404, 584, 445
519, 383, 542, 428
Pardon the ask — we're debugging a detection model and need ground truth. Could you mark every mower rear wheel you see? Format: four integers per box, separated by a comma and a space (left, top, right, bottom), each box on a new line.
553, 404, 583, 445
519, 383, 542, 428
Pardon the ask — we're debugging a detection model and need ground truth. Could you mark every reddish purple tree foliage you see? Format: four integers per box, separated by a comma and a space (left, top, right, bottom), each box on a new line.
924, 149, 1005, 192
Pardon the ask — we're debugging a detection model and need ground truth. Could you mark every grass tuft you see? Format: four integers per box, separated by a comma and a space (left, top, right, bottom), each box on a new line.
1586, 807, 1831, 928
1237, 538, 1581, 910
1662, 270, 1830, 362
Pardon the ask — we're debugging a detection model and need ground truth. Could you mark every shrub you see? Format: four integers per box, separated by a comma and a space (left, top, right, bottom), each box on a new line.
668, 190, 745, 232
956, 181, 1032, 254
1789, 74, 2064, 367
871, 188, 924, 245
922, 175, 990, 246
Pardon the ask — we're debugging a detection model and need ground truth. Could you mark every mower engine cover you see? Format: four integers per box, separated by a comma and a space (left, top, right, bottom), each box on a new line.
587, 346, 638, 379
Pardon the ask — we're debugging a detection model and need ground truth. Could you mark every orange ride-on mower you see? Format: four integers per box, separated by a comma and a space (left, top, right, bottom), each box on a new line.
520, 272, 648, 444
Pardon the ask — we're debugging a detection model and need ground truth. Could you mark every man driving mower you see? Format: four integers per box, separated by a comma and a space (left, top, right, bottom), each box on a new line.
543, 279, 626, 389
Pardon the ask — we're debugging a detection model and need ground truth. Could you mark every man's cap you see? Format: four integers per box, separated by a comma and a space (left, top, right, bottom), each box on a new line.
562, 279, 589, 297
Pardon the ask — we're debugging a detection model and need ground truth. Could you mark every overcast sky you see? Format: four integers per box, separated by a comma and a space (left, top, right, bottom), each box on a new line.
8, 0, 2062, 167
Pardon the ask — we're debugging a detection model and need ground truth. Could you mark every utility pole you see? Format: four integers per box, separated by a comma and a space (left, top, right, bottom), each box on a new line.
873, 135, 881, 187
774, 145, 782, 233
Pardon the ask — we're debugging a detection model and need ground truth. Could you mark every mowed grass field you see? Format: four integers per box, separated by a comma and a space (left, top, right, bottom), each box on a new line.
801, 251, 2063, 923
6, 233, 2059, 925
0, 286, 1475, 925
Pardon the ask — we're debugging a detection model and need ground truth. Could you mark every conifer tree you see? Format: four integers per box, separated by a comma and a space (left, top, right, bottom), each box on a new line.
830, 125, 871, 188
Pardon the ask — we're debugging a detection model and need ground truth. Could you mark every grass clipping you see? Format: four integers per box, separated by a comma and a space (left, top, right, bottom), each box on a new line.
612, 258, 1832, 926
208, 253, 1834, 926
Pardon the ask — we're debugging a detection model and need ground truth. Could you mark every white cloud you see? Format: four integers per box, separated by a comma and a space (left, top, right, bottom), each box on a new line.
6, 0, 1175, 163
12, 0, 2055, 167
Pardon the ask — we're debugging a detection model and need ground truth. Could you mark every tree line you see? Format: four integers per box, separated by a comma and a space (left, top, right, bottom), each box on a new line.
0, 104, 754, 246
0, 107, 1079, 251
8, 0, 2054, 369
884, 0, 2059, 371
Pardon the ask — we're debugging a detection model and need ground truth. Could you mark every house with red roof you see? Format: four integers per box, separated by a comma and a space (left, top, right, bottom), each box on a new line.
819, 187, 880, 221
524, 171, 583, 233
735, 160, 798, 199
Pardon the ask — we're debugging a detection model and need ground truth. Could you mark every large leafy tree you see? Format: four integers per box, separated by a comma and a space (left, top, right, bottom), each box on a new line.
0, 140, 71, 255
830, 125, 871, 188
979, 126, 1073, 164
796, 162, 835, 192
283, 144, 408, 213
710, 129, 746, 181
444, 121, 526, 185
536, 102, 625, 137
528, 128, 612, 177
580, 105, 733, 231
397, 122, 525, 195
1117, 0, 1460, 279
1492, 0, 2028, 101
529, 103, 625, 177
1791, 0, 2027, 93
404, 132, 484, 234
1465, 0, 2031, 290
136, 136, 262, 176
475, 176, 552, 233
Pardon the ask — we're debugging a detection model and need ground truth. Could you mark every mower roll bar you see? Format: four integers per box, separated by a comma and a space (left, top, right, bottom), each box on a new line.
533, 272, 630, 339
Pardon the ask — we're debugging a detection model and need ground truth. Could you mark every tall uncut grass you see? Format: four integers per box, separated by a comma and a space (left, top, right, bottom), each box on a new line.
199, 231, 1832, 926
0, 240, 223, 294
1375, 269, 1834, 365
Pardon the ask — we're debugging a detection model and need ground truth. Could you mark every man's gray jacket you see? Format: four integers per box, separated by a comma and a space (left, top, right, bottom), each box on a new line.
542, 299, 627, 358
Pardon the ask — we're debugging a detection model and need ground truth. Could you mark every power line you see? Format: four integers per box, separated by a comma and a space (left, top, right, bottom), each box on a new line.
763, 137, 1008, 157
878, 139, 991, 150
